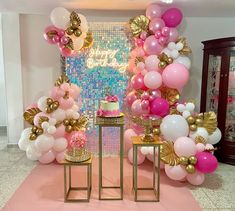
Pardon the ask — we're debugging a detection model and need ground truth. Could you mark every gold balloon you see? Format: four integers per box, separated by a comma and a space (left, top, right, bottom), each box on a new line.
66, 27, 74, 35
32, 126, 38, 133
51, 103, 58, 110
46, 98, 53, 105
71, 20, 79, 29
65, 125, 73, 133
188, 156, 197, 165
63, 119, 70, 126
190, 124, 197, 131
74, 29, 82, 37
159, 61, 166, 69
167, 57, 173, 64
70, 119, 77, 126
153, 128, 160, 136
54, 101, 59, 107
45, 107, 52, 113
195, 118, 203, 126
36, 128, 43, 135
186, 164, 195, 174
29, 133, 37, 140
187, 116, 195, 124
179, 156, 189, 166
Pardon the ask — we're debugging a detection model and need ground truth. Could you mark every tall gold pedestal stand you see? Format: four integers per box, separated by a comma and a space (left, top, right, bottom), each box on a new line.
96, 115, 124, 200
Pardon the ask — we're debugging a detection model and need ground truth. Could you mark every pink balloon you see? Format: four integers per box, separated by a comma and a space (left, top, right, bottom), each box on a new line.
136, 62, 145, 71
59, 96, 74, 110
141, 100, 150, 110
53, 124, 65, 139
69, 84, 81, 100
55, 151, 65, 163
195, 152, 218, 173
150, 97, 169, 117
60, 46, 72, 57
141, 91, 150, 100
144, 35, 164, 55
158, 36, 167, 46
43, 25, 59, 44
131, 123, 144, 134
126, 91, 138, 107
174, 137, 196, 157
128, 147, 145, 165
161, 26, 170, 37
145, 55, 160, 71
25, 103, 38, 110
60, 36, 69, 45
162, 8, 183, 27
196, 143, 205, 153
162, 63, 189, 89
146, 3, 162, 19
140, 31, 148, 40
144, 71, 162, 89
186, 170, 205, 186
39, 150, 55, 164
165, 164, 187, 181
167, 27, 179, 43
151, 90, 161, 98
140, 69, 148, 76
131, 74, 147, 90
50, 86, 65, 100
33, 112, 49, 127
154, 30, 162, 39
124, 129, 137, 152
149, 18, 165, 34
131, 99, 149, 116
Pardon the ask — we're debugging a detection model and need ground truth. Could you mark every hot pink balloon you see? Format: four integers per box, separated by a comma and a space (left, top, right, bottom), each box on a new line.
131, 74, 147, 90
141, 100, 150, 110
43, 25, 59, 44
162, 63, 189, 89
60, 46, 73, 57
144, 71, 162, 89
146, 3, 162, 19
131, 99, 149, 116
150, 97, 169, 117
145, 55, 160, 71
149, 18, 165, 34
195, 152, 218, 173
126, 91, 138, 107
55, 151, 65, 163
128, 147, 145, 165
168, 27, 179, 43
162, 8, 183, 27
124, 129, 137, 152
174, 137, 197, 157
39, 150, 55, 164
165, 164, 187, 181
144, 35, 164, 55
53, 124, 65, 139
186, 170, 205, 186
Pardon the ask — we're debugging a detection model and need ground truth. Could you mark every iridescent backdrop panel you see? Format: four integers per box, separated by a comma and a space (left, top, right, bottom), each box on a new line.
65, 22, 131, 155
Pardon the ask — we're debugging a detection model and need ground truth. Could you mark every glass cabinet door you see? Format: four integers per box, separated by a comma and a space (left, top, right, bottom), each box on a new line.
206, 54, 222, 112
224, 51, 235, 142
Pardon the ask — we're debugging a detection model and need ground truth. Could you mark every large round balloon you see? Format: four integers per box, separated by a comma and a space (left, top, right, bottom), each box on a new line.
131, 74, 147, 90
174, 56, 191, 69
146, 3, 162, 19
50, 7, 70, 29
174, 136, 197, 157
150, 98, 169, 117
162, 63, 189, 89
144, 35, 164, 55
126, 91, 138, 107
35, 134, 55, 153
195, 152, 218, 173
160, 115, 189, 141
145, 55, 160, 71
131, 99, 149, 116
208, 128, 221, 145
149, 18, 165, 34
144, 71, 162, 89
128, 147, 145, 165
162, 8, 183, 27
165, 164, 187, 181
168, 28, 179, 43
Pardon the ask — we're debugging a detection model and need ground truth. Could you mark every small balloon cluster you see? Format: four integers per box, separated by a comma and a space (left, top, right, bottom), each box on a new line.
44, 7, 93, 57
124, 3, 221, 186
18, 74, 89, 164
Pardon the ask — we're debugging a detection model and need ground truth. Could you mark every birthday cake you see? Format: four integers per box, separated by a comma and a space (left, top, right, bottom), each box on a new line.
97, 95, 120, 117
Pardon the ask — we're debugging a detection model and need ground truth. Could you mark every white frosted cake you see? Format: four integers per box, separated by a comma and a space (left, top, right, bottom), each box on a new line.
97, 95, 120, 117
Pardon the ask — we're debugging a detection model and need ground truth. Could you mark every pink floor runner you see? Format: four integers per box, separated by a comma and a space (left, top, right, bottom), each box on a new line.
3, 158, 201, 211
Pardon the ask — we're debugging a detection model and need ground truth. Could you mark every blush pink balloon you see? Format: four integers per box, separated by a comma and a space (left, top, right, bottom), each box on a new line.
59, 96, 74, 109
141, 91, 150, 100
146, 3, 162, 19
174, 137, 197, 157
150, 97, 169, 117
128, 147, 145, 165
124, 129, 137, 152
196, 143, 205, 153
131, 123, 144, 134
167, 27, 179, 43
131, 99, 149, 116
165, 164, 187, 181
144, 71, 162, 89
50, 86, 65, 100
69, 84, 81, 100
39, 150, 55, 164
151, 90, 161, 98
144, 35, 164, 55
195, 152, 218, 173
136, 62, 145, 71
53, 124, 65, 139
149, 18, 165, 34
141, 100, 150, 110
25, 103, 38, 110
140, 69, 148, 76
162, 8, 183, 27
126, 91, 138, 107
55, 151, 65, 163
131, 74, 147, 90
44, 25, 59, 44
33, 112, 49, 127
186, 170, 205, 186
162, 63, 189, 89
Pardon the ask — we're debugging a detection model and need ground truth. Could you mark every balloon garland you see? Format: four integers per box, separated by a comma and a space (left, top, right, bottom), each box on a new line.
124, 3, 221, 186
43, 7, 93, 57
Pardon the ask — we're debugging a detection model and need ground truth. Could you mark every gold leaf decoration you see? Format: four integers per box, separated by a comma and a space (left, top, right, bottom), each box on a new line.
46, 30, 57, 39
54, 73, 70, 87
195, 135, 207, 145
73, 115, 89, 131
170, 107, 181, 115
160, 87, 180, 105
135, 56, 145, 65
129, 15, 150, 37
83, 32, 93, 49
38, 116, 49, 126
176, 37, 192, 55
70, 11, 80, 23
202, 111, 217, 134
65, 37, 74, 51
23, 108, 41, 125
160, 141, 180, 166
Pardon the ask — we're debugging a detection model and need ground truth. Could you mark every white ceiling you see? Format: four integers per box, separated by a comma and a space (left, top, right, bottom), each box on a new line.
0, 0, 235, 17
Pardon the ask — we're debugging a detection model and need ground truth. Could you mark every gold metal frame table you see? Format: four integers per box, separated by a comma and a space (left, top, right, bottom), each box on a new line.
96, 115, 124, 200
61, 157, 92, 202
132, 136, 163, 202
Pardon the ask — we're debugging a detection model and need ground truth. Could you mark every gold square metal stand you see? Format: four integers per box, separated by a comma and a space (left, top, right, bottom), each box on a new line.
96, 115, 124, 200
132, 136, 163, 202
61, 157, 92, 202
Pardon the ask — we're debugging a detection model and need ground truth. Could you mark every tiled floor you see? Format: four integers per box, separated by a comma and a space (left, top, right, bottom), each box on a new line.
0, 136, 235, 210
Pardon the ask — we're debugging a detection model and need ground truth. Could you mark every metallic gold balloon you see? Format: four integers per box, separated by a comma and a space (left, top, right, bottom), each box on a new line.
36, 128, 43, 135
66, 27, 74, 35
45, 107, 52, 113
186, 164, 195, 174
63, 119, 70, 126
32, 126, 38, 133
179, 156, 189, 166
153, 128, 160, 136
195, 118, 203, 126
167, 57, 173, 64
46, 98, 53, 105
190, 124, 197, 131
74, 29, 82, 37
54, 101, 59, 107
70, 119, 77, 126
187, 116, 195, 124
188, 156, 197, 165
29, 133, 37, 140
65, 125, 73, 133
71, 20, 79, 29
159, 61, 166, 69
51, 103, 59, 110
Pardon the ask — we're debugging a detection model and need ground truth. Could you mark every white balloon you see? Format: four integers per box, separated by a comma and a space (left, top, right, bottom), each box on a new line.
80, 23, 89, 33
72, 104, 79, 112
182, 110, 191, 119
35, 134, 55, 153
190, 127, 209, 141
41, 122, 50, 130
176, 104, 186, 112
140, 147, 149, 155
37, 96, 48, 112
73, 37, 84, 51
78, 14, 88, 25
49, 118, 57, 125
168, 42, 176, 50
65, 109, 74, 118
160, 115, 189, 141
50, 7, 70, 29
145, 55, 159, 71
80, 32, 87, 39
53, 137, 68, 152
21, 128, 32, 139
162, 48, 171, 57
51, 108, 66, 121
208, 128, 221, 145
18, 137, 30, 151
47, 126, 57, 134
176, 42, 184, 51
26, 143, 42, 161
186, 102, 195, 112
174, 56, 191, 69
72, 112, 80, 119
171, 49, 179, 59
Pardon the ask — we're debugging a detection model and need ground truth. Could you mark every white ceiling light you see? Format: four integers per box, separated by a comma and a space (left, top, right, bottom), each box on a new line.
161, 0, 173, 4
